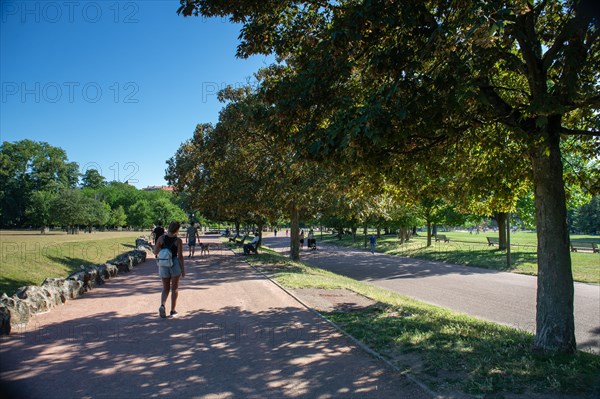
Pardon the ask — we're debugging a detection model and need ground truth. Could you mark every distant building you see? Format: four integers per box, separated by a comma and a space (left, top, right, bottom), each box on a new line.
142, 185, 174, 192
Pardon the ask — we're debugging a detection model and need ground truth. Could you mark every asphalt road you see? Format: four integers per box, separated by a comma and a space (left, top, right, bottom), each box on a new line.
264, 235, 600, 354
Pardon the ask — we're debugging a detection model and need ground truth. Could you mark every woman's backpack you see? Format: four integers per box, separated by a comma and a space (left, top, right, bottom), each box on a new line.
157, 239, 174, 267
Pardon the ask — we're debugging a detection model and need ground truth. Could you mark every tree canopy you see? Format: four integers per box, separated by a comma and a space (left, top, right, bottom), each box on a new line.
1, 140, 188, 231
178, 0, 599, 354
0, 140, 78, 227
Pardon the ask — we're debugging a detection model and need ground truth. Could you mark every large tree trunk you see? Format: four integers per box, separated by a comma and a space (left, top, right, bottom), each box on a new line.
495, 212, 507, 251
532, 116, 576, 354
290, 203, 300, 261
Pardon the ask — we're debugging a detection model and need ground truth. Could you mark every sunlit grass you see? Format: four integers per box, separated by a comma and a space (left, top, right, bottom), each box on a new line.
0, 230, 143, 295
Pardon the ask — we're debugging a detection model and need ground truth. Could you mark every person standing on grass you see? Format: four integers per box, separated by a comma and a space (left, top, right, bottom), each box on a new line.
186, 222, 200, 257
154, 221, 185, 318
369, 234, 376, 254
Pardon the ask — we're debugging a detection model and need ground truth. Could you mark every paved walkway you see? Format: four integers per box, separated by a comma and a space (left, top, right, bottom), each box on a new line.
264, 235, 600, 354
0, 236, 431, 399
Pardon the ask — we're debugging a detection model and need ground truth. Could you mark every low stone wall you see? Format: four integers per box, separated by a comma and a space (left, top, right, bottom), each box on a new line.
0, 237, 154, 335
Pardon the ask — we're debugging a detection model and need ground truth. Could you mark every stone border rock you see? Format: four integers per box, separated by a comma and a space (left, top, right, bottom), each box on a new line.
0, 237, 153, 336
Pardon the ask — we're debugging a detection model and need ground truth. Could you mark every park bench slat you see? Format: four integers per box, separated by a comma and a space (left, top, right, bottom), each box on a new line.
570, 242, 599, 253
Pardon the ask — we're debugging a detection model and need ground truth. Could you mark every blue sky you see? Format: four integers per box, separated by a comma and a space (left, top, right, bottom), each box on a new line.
1, 0, 271, 188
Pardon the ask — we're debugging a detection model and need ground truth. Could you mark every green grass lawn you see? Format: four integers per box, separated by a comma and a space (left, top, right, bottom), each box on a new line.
0, 230, 145, 295
242, 247, 600, 397
319, 232, 600, 284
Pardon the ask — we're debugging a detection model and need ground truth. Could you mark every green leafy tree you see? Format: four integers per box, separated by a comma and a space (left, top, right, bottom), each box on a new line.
573, 195, 600, 233
51, 189, 87, 234
167, 85, 340, 260
25, 190, 57, 233
96, 181, 141, 211
82, 198, 110, 232
151, 198, 187, 227
179, 0, 599, 354
128, 199, 153, 229
386, 204, 424, 244
81, 169, 107, 189
109, 205, 127, 229
0, 140, 78, 227
514, 193, 536, 230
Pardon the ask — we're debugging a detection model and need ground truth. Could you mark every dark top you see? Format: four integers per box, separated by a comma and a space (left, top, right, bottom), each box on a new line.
153, 226, 165, 239
163, 235, 179, 258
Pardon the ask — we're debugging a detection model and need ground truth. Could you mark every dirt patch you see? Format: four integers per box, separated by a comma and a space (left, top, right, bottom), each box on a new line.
290, 288, 378, 312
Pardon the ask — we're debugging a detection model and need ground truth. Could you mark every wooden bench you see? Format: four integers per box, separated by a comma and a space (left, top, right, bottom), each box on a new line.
228, 233, 239, 242
434, 234, 449, 242
486, 236, 499, 246
570, 242, 599, 253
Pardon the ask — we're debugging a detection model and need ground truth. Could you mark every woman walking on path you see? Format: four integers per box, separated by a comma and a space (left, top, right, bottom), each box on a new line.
154, 221, 185, 318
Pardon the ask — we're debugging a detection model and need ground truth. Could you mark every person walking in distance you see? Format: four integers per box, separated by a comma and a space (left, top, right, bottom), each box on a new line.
186, 222, 200, 257
369, 233, 376, 254
154, 221, 185, 318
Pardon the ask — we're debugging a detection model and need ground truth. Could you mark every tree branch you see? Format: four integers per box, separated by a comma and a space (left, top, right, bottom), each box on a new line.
534, 0, 550, 18
498, 51, 528, 76
561, 128, 600, 137
542, 12, 576, 70
562, 95, 600, 113
488, 84, 530, 98
512, 6, 545, 98
476, 78, 523, 130
553, 3, 594, 98
584, 29, 599, 51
